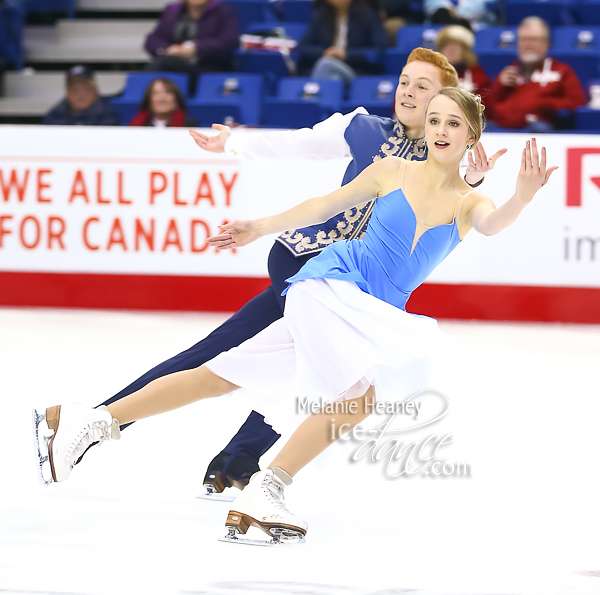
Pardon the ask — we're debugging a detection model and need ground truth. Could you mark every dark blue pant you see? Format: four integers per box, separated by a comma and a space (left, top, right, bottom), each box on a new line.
100, 241, 314, 461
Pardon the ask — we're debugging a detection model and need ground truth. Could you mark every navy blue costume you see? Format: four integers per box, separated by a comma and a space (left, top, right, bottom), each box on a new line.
100, 114, 428, 467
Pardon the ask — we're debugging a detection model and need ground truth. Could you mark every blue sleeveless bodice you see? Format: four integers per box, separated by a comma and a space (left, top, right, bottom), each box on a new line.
283, 188, 462, 311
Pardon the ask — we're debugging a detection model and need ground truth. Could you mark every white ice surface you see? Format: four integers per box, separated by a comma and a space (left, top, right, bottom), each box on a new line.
1, 307, 599, 595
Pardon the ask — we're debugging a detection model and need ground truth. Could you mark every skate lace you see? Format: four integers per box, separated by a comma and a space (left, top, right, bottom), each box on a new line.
66, 421, 110, 469
261, 474, 289, 515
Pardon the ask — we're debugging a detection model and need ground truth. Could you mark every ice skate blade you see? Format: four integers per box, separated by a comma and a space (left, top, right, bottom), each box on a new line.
218, 526, 305, 546
32, 408, 54, 486
196, 491, 235, 502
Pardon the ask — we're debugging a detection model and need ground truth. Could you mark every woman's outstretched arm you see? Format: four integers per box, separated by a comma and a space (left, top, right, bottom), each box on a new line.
207, 157, 401, 250
470, 138, 558, 237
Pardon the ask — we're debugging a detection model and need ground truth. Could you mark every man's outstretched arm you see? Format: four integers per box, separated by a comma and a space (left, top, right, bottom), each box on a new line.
189, 107, 367, 160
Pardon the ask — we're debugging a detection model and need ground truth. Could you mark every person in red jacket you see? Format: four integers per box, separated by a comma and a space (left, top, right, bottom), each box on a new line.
486, 16, 585, 131
129, 78, 198, 127
435, 25, 491, 102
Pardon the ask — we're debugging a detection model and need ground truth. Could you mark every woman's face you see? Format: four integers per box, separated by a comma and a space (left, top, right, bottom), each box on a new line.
150, 81, 177, 117
440, 42, 464, 66
424, 94, 474, 162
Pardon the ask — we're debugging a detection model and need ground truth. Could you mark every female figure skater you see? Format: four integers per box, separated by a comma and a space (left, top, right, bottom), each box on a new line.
34, 87, 556, 544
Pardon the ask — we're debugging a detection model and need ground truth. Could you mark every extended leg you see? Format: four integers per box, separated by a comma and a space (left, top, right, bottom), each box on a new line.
269, 385, 375, 476
106, 365, 238, 425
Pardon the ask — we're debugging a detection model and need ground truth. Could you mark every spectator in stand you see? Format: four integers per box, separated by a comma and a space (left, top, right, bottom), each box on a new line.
144, 0, 239, 88
43, 65, 120, 126
486, 16, 585, 132
435, 25, 490, 100
129, 78, 198, 127
424, 0, 495, 31
296, 0, 388, 89
379, 0, 425, 46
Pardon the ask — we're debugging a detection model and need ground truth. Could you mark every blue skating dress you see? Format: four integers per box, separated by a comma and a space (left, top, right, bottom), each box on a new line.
206, 164, 471, 405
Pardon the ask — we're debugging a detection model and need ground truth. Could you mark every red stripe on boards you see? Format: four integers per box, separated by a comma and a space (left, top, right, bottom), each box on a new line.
0, 271, 599, 324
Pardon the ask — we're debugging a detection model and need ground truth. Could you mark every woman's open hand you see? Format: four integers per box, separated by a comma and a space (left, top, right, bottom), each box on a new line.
465, 142, 507, 185
207, 220, 261, 250
516, 138, 558, 202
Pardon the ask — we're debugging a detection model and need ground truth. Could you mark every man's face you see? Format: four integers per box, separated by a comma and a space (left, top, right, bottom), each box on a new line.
394, 60, 444, 131
66, 80, 98, 112
518, 24, 549, 64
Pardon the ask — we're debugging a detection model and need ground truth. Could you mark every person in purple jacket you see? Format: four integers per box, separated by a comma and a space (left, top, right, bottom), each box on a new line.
144, 0, 239, 90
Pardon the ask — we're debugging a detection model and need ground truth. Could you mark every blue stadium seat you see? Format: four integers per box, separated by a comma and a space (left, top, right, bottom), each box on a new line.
504, 0, 576, 27
396, 24, 443, 51
550, 27, 600, 86
575, 106, 600, 129
475, 27, 519, 78
0, 2, 25, 70
246, 21, 308, 42
385, 25, 442, 75
585, 77, 600, 93
342, 76, 397, 118
237, 49, 293, 95
262, 78, 344, 128
552, 26, 600, 52
111, 72, 190, 126
384, 49, 409, 75
228, 0, 277, 33
475, 26, 518, 53
187, 73, 263, 126
25, 0, 76, 19
275, 0, 314, 24
578, 79, 600, 127
573, 0, 600, 26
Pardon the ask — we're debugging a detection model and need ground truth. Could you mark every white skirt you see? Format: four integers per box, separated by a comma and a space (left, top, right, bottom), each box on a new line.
205, 278, 450, 405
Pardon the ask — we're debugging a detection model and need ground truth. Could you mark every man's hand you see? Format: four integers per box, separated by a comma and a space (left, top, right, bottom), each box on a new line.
465, 142, 508, 185
323, 46, 346, 60
178, 41, 197, 58
165, 44, 183, 56
189, 124, 231, 153
516, 138, 558, 202
498, 65, 519, 87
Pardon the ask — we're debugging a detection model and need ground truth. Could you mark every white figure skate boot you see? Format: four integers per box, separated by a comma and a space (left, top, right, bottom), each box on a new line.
220, 467, 307, 545
33, 403, 120, 485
